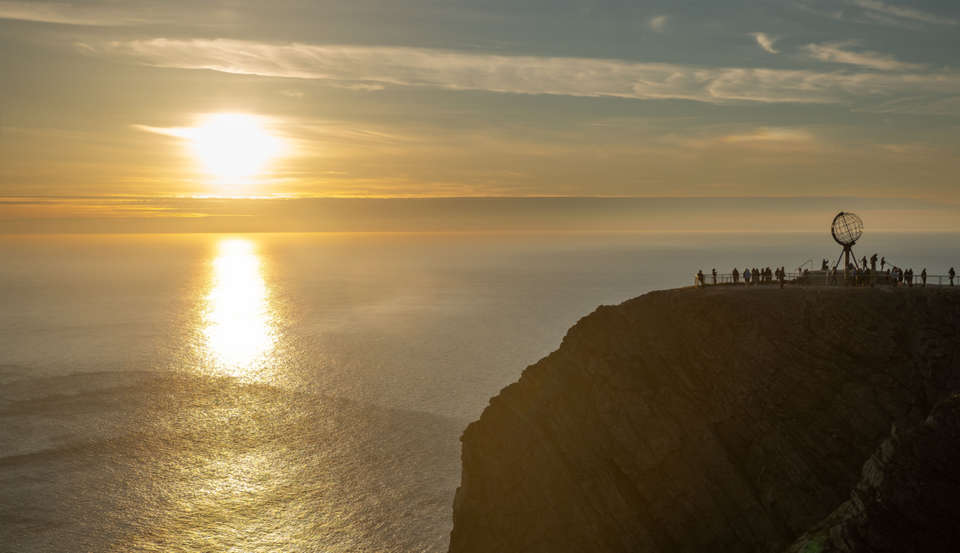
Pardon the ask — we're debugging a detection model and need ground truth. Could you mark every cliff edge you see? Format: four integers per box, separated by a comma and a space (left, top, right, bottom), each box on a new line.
449, 287, 960, 553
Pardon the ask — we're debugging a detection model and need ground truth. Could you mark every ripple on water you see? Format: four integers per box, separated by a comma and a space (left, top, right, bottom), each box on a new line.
0, 372, 463, 553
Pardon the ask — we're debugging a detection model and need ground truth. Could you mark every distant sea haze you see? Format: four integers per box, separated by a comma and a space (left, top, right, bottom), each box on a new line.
1, 232, 958, 551
0, 196, 958, 234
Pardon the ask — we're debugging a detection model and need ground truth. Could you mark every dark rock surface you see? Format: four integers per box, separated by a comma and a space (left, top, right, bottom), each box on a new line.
448, 287, 960, 553
786, 394, 960, 553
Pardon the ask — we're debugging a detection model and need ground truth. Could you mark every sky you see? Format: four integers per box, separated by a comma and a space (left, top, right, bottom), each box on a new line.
1, 0, 959, 232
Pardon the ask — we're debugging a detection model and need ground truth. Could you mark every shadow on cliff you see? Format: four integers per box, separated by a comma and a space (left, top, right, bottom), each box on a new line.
450, 287, 960, 553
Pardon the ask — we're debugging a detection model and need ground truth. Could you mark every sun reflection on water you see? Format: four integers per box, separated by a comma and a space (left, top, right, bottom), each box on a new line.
203, 238, 277, 379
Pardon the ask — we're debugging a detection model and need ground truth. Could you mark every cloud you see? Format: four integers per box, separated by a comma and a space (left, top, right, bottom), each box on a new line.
721, 127, 813, 143
856, 95, 960, 116
0, 1, 155, 25
805, 42, 925, 71
131, 124, 193, 139
85, 39, 960, 106
750, 33, 779, 54
850, 0, 957, 25
647, 15, 668, 32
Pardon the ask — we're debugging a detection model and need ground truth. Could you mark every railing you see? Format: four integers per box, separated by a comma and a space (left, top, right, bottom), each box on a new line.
694, 271, 958, 288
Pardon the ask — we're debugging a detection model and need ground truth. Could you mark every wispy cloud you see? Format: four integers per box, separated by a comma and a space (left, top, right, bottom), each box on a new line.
84, 39, 960, 107
850, 0, 957, 25
0, 1, 157, 25
805, 41, 925, 71
648, 15, 669, 32
750, 33, 779, 54
131, 124, 193, 139
661, 127, 818, 151
721, 127, 813, 143
856, 95, 960, 116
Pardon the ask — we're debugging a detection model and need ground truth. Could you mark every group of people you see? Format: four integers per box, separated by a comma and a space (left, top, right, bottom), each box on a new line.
695, 260, 958, 288
815, 252, 959, 288
819, 253, 890, 273
888, 266, 957, 287
695, 266, 787, 288
733, 266, 784, 286
891, 267, 922, 287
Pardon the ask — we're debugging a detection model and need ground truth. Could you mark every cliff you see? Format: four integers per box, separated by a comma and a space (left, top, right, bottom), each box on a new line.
449, 287, 960, 553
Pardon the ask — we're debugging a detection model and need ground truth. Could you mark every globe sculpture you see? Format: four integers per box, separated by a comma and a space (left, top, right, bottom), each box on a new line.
831, 211, 863, 278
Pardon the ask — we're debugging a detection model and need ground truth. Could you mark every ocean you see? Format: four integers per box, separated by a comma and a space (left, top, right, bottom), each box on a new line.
1, 231, 958, 552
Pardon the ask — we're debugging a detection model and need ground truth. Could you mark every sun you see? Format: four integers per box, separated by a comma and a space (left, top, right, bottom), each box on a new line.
189, 113, 284, 181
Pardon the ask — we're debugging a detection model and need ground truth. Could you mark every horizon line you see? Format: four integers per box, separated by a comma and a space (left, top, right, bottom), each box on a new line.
1, 193, 957, 204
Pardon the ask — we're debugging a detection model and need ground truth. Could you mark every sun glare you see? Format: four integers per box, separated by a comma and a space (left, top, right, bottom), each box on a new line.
189, 113, 283, 181
202, 238, 277, 378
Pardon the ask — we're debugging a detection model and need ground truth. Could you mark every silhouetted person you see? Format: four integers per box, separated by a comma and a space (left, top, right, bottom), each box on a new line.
870, 253, 877, 271
821, 258, 828, 270
950, 267, 956, 286
696, 269, 705, 287
732, 267, 739, 284
881, 256, 886, 271
921, 268, 927, 287
861, 255, 867, 269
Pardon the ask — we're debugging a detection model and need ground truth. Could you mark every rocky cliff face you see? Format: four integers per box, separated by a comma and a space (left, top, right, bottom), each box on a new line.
449, 287, 960, 553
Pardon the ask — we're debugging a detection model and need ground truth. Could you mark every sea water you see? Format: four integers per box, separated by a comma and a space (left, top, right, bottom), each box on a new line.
1, 231, 958, 552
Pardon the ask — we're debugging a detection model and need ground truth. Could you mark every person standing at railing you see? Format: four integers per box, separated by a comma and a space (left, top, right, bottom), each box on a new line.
870, 253, 877, 271
950, 267, 955, 286
732, 267, 739, 284
881, 256, 886, 271
744, 268, 751, 285
696, 270, 705, 287
712, 268, 717, 285
921, 268, 927, 287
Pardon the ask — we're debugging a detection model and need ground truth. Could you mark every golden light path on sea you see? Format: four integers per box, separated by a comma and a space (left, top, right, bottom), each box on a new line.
202, 237, 278, 379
